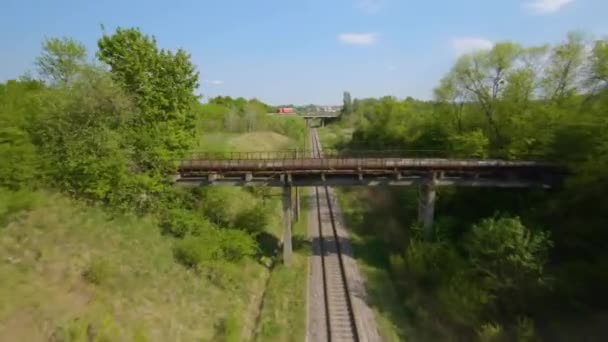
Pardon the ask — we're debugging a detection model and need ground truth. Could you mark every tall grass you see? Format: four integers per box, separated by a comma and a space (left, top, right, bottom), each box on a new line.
0, 190, 267, 341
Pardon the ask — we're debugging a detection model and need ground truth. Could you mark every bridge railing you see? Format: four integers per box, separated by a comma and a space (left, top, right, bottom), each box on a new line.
183, 149, 449, 161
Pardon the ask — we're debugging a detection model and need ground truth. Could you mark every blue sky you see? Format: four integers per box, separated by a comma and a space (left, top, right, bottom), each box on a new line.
1, 0, 606, 105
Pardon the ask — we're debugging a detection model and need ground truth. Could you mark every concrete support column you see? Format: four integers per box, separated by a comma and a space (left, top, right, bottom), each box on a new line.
418, 181, 437, 238
282, 185, 293, 265
294, 187, 301, 223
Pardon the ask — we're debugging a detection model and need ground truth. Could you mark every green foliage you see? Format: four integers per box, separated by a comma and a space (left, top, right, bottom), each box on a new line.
197, 187, 234, 226
35, 37, 87, 85
97, 27, 199, 170
29, 69, 137, 204
464, 217, 551, 300
449, 129, 490, 158
159, 208, 215, 238
589, 40, 608, 91
0, 189, 41, 225
342, 91, 353, 115
395, 238, 464, 290
218, 229, 259, 261
234, 203, 269, 235
0, 80, 44, 189
194, 96, 307, 145
172, 229, 257, 268
436, 272, 492, 327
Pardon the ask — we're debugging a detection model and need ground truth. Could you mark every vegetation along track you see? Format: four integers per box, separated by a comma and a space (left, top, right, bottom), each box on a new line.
310, 128, 360, 342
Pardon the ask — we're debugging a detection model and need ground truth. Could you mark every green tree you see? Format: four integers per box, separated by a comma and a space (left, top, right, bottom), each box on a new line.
35, 37, 87, 86
450, 42, 521, 145
29, 69, 135, 204
448, 130, 489, 158
464, 217, 551, 312
434, 74, 465, 133
97, 27, 199, 170
234, 203, 269, 235
342, 91, 353, 115
542, 32, 587, 103
588, 39, 608, 93
0, 80, 44, 189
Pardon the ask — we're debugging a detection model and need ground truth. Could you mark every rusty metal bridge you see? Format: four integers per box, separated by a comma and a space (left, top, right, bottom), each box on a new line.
173, 131, 568, 267
173, 150, 565, 188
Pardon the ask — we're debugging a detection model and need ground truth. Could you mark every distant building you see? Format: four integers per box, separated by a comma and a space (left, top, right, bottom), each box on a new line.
277, 107, 296, 114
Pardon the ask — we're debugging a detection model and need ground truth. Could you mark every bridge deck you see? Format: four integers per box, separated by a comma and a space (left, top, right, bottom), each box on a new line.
175, 153, 565, 188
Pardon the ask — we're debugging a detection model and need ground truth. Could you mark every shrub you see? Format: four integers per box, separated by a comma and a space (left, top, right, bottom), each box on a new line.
197, 188, 234, 227
172, 229, 257, 268
218, 229, 258, 261
436, 271, 493, 328
399, 238, 464, 290
159, 208, 215, 238
173, 235, 217, 268
449, 129, 489, 158
233, 203, 269, 235
464, 217, 551, 295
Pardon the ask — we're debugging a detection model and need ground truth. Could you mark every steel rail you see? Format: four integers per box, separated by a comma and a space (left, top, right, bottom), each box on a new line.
312, 128, 360, 342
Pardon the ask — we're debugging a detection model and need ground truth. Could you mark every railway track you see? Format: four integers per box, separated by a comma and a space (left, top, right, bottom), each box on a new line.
310, 128, 360, 342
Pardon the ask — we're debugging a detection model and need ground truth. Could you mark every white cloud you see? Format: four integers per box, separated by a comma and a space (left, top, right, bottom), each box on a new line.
523, 0, 574, 14
452, 37, 494, 54
338, 33, 377, 46
202, 80, 224, 85
355, 0, 383, 14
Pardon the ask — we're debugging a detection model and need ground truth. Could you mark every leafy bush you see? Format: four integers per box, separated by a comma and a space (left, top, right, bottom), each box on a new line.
218, 229, 259, 261
233, 203, 269, 235
197, 188, 234, 227
464, 216, 552, 311
0, 130, 39, 190
436, 271, 492, 328
172, 229, 257, 268
159, 208, 215, 238
449, 129, 490, 158
173, 236, 217, 268
398, 238, 464, 290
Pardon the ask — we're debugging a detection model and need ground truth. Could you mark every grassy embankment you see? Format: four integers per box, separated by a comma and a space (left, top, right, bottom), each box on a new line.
318, 126, 415, 342
197, 131, 310, 341
254, 189, 309, 342
0, 190, 264, 341
0, 131, 307, 341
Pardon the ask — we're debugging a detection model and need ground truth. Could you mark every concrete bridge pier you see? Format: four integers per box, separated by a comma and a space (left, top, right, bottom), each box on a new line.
418, 179, 437, 238
294, 187, 301, 223
283, 185, 293, 265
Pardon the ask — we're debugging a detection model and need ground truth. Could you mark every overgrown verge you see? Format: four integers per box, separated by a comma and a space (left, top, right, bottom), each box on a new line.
254, 189, 310, 342
336, 187, 555, 341
0, 189, 268, 341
